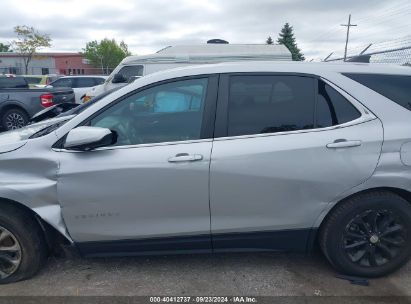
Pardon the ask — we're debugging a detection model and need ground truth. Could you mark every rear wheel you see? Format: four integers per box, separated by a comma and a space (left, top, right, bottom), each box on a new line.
319, 191, 411, 277
0, 205, 47, 284
1, 108, 29, 131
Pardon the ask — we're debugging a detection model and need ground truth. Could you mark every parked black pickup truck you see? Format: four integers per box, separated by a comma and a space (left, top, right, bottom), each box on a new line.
0, 75, 75, 131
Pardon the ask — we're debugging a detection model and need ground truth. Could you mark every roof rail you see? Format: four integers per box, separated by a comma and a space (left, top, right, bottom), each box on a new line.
346, 55, 371, 63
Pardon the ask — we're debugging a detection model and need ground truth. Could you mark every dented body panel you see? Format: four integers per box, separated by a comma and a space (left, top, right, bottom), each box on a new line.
0, 119, 73, 241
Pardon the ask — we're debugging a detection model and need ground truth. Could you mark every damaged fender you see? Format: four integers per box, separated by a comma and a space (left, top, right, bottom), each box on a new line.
0, 136, 73, 243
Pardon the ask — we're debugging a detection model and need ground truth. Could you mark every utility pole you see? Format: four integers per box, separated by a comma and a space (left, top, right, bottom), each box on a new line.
341, 14, 357, 61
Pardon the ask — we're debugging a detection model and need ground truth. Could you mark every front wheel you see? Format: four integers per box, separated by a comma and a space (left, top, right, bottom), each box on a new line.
319, 191, 411, 277
0, 205, 47, 284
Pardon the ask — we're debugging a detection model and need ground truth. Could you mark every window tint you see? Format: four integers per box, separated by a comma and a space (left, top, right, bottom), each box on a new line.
227, 75, 315, 136
51, 78, 73, 88
116, 65, 144, 82
89, 78, 208, 146
344, 73, 411, 111
316, 81, 361, 128
75, 77, 96, 88
93, 77, 106, 85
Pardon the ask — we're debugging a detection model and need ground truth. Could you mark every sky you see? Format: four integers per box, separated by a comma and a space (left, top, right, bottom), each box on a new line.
0, 0, 410, 61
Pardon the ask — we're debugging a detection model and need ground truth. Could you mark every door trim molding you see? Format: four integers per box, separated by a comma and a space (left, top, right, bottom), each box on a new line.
76, 228, 316, 257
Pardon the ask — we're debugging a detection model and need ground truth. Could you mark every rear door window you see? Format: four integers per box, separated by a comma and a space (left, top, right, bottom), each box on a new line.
344, 73, 411, 111
227, 75, 316, 136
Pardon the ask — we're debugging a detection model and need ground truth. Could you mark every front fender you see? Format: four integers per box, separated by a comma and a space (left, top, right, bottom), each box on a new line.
0, 142, 73, 242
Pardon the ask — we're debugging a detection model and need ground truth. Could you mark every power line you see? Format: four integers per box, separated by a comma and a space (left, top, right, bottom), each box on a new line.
306, 1, 411, 46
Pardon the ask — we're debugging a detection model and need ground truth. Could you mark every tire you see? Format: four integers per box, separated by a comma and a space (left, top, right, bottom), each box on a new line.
1, 107, 29, 131
319, 191, 411, 277
0, 204, 47, 284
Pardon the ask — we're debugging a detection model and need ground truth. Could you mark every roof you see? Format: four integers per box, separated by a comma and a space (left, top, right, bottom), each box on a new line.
130, 61, 411, 89
122, 44, 291, 64
157, 44, 290, 56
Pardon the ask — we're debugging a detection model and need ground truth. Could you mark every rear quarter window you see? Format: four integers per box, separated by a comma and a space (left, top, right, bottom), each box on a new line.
344, 73, 411, 111
316, 80, 361, 128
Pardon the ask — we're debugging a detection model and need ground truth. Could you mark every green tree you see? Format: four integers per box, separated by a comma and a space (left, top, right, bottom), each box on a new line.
11, 25, 52, 74
0, 43, 12, 52
266, 36, 274, 45
277, 23, 305, 61
83, 39, 131, 74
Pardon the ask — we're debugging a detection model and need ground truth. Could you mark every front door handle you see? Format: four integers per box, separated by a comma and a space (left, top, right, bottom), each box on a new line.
326, 139, 362, 149
168, 153, 203, 163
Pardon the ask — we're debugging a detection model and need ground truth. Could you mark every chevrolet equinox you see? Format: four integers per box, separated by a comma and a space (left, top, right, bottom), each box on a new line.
0, 62, 411, 283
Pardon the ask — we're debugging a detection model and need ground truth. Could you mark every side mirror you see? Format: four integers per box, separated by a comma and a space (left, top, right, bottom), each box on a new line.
111, 73, 127, 84
128, 76, 141, 83
64, 126, 117, 151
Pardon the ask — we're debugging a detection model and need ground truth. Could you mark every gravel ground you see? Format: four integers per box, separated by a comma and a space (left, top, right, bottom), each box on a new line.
0, 251, 410, 297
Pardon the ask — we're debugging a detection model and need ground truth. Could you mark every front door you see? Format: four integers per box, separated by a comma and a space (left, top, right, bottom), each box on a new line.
210, 74, 383, 251
57, 76, 218, 255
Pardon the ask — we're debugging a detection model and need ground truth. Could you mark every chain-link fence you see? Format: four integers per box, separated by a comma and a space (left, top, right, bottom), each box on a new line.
325, 45, 411, 65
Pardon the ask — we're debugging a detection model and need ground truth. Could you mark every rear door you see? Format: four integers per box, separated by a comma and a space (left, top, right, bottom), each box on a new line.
210, 74, 383, 252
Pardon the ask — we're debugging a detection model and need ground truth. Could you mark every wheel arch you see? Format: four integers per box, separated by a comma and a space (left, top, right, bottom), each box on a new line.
0, 101, 30, 116
0, 197, 73, 247
317, 187, 411, 232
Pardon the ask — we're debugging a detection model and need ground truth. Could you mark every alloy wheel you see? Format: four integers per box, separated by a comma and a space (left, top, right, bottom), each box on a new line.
0, 226, 22, 279
343, 209, 407, 267
5, 112, 26, 130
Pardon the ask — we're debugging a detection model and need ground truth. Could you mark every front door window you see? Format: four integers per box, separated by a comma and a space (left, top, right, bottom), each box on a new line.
89, 78, 209, 146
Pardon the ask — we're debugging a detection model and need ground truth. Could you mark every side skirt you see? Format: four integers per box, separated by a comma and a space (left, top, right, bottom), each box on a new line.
212, 229, 316, 253
76, 229, 317, 258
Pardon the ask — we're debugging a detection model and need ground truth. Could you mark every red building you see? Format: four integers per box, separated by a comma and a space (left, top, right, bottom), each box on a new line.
0, 52, 103, 75
53, 53, 102, 75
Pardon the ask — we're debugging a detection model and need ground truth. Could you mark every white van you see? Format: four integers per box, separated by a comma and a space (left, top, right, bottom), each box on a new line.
82, 43, 291, 101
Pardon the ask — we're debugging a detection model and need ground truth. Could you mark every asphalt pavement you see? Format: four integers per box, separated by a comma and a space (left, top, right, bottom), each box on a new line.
0, 251, 410, 297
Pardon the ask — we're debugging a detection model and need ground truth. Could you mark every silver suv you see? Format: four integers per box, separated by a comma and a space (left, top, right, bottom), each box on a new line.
1, 62, 411, 283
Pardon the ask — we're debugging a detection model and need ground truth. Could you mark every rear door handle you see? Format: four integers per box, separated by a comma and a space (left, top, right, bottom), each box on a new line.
326, 139, 362, 149
168, 153, 203, 163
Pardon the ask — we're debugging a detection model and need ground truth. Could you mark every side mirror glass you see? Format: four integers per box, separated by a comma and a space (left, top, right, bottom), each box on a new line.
64, 126, 117, 151
111, 73, 127, 84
